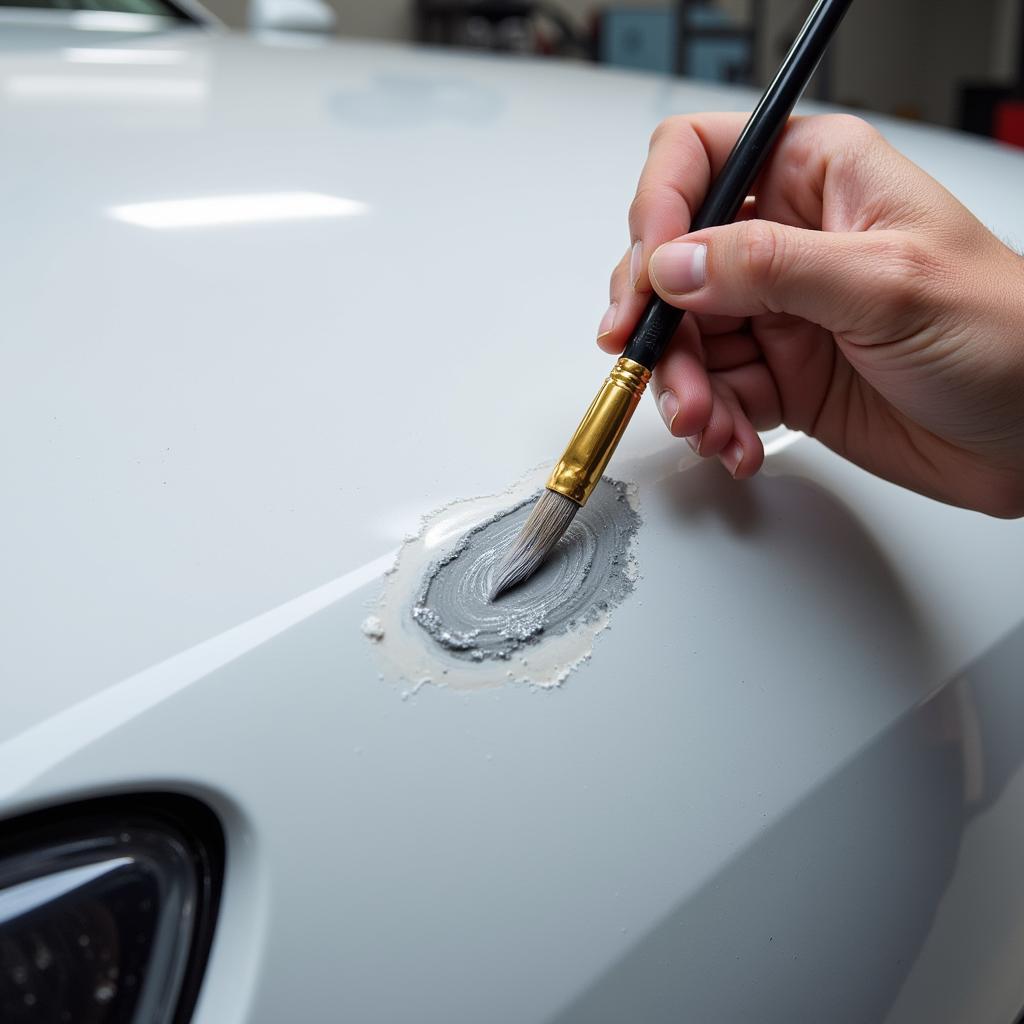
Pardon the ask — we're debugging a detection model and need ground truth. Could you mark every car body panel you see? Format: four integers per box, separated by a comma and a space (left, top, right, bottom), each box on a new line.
2, 26, 1024, 1023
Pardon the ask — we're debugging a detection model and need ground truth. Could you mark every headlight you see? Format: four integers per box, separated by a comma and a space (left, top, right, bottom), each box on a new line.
0, 795, 223, 1024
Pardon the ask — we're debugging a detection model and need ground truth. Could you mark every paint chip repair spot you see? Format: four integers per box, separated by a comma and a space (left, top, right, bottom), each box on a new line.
364, 470, 641, 691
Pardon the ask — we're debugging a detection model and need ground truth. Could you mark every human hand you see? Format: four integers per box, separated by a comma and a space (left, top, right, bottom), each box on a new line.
598, 113, 1024, 517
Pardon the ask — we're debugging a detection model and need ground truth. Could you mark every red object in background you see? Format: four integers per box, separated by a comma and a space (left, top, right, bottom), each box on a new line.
994, 100, 1024, 148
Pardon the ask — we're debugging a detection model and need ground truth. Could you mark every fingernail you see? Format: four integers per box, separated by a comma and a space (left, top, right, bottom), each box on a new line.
720, 442, 743, 477
657, 389, 678, 431
597, 302, 617, 339
685, 433, 701, 455
629, 240, 644, 291
650, 241, 707, 295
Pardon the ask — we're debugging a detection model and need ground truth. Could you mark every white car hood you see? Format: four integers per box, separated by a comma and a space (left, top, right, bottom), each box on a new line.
4, 25, 1024, 733
3, 28, 1024, 1024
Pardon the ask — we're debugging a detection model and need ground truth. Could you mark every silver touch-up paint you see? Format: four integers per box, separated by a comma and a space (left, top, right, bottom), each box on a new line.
413, 482, 639, 660
365, 469, 642, 691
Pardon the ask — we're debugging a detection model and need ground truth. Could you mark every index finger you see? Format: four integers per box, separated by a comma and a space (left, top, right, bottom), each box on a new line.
627, 112, 752, 293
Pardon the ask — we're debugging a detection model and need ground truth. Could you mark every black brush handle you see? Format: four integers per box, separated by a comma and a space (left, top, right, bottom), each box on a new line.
623, 0, 854, 371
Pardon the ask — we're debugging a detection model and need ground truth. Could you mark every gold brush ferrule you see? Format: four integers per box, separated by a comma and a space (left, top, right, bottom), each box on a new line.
546, 356, 652, 506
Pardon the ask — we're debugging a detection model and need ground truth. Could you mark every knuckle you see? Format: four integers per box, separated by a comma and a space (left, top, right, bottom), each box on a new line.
649, 115, 689, 151
737, 220, 785, 300
874, 234, 946, 308
826, 112, 882, 147
627, 184, 663, 230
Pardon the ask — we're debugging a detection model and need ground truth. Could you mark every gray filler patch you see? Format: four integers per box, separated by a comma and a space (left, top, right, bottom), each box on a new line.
411, 477, 640, 662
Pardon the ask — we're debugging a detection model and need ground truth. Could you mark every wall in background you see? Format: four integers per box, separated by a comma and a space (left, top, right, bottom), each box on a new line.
833, 0, 991, 125
202, 0, 1020, 127
330, 2, 412, 39
724, 0, 1012, 125
993, 0, 1022, 78
209, 0, 246, 28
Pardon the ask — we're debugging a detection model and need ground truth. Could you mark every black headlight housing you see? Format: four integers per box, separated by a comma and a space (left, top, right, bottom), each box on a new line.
0, 794, 224, 1024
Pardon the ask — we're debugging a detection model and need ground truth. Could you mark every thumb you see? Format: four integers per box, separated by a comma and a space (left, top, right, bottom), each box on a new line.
648, 219, 931, 338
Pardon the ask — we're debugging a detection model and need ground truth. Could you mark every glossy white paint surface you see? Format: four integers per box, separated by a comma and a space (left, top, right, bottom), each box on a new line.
2, 24, 1024, 1023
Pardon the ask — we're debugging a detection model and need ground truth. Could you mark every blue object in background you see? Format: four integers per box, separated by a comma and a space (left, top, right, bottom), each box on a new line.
600, 5, 752, 81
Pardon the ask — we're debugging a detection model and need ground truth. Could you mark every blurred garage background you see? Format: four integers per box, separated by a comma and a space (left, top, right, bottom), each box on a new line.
185, 0, 1024, 143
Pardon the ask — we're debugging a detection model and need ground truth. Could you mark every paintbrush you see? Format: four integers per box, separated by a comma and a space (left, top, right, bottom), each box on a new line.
489, 0, 854, 600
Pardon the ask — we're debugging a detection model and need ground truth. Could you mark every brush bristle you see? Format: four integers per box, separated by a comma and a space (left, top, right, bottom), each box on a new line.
489, 489, 579, 600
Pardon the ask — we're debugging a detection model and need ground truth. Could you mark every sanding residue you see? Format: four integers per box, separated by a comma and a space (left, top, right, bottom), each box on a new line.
365, 469, 641, 691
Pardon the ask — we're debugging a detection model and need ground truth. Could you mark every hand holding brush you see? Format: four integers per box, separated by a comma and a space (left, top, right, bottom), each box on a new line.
491, 0, 855, 598
492, 0, 1024, 600
601, 112, 1024, 515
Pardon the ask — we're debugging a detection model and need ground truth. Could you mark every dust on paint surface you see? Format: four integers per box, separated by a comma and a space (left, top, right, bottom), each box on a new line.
363, 468, 641, 691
